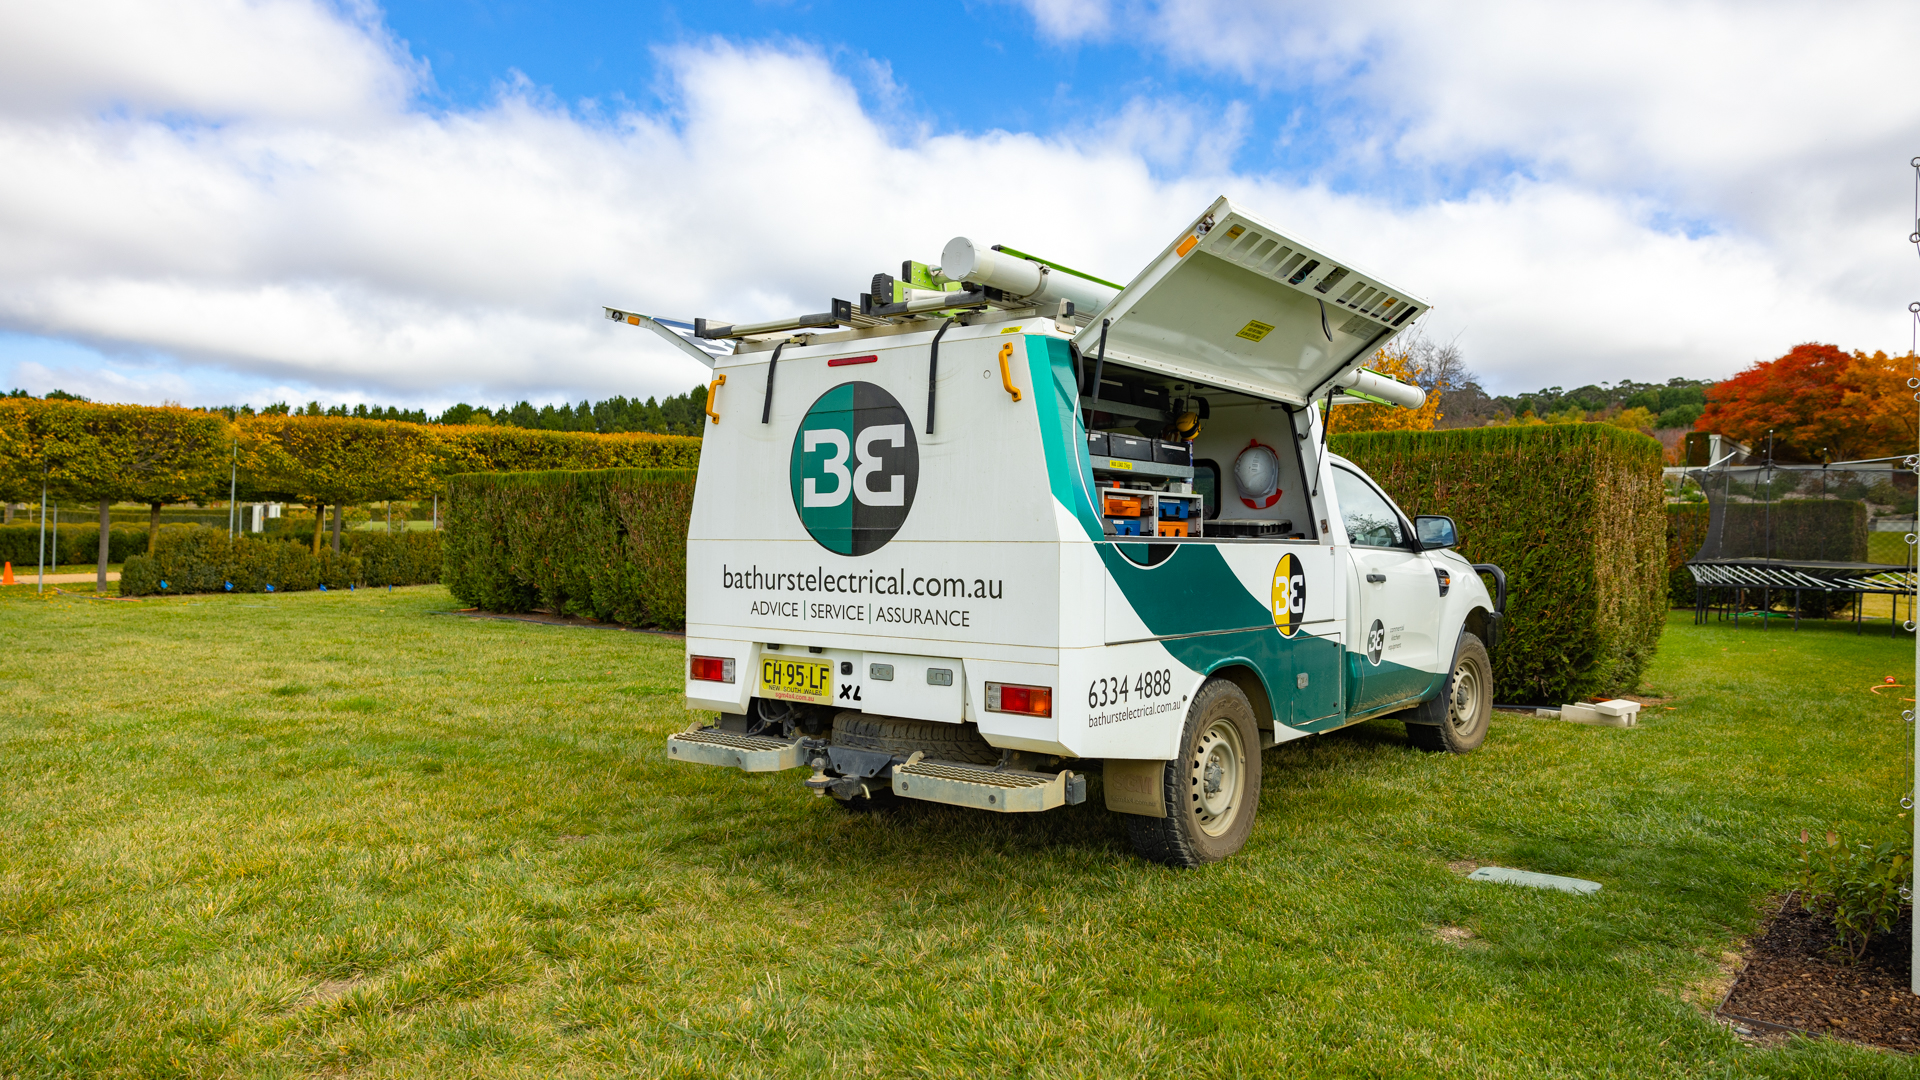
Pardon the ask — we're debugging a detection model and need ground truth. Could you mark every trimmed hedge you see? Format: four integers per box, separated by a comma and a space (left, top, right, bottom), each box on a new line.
348, 529, 444, 587
1665, 504, 1709, 604
435, 426, 702, 474
1665, 500, 1869, 606
1332, 424, 1667, 703
118, 526, 443, 595
442, 468, 695, 629
121, 527, 358, 595
0, 523, 149, 566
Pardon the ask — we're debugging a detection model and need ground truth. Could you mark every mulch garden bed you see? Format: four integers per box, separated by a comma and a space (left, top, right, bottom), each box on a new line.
1721, 893, 1919, 1051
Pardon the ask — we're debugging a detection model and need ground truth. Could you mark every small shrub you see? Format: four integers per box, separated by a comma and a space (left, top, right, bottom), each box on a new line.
347, 530, 443, 587
119, 553, 160, 595
119, 526, 362, 596
1794, 827, 1912, 963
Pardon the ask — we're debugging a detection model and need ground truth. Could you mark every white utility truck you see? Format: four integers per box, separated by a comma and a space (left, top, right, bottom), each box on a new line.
609, 197, 1507, 866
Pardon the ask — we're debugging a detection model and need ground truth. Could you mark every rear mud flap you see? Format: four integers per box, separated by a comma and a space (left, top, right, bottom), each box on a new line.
666, 727, 805, 772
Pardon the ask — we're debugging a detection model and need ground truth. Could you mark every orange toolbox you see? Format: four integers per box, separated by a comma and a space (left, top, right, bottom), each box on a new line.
1103, 493, 1143, 517
1156, 520, 1189, 538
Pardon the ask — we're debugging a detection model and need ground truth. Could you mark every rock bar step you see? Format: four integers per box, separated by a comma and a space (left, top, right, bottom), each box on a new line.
666, 728, 804, 772
892, 759, 1083, 813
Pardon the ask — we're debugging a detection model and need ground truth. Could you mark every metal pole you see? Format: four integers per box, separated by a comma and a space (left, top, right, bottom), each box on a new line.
37, 479, 46, 593
1904, 161, 1920, 991
227, 443, 237, 538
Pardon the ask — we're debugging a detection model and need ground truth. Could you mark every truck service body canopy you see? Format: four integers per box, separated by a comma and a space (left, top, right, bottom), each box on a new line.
1079, 197, 1430, 407
663, 198, 1480, 755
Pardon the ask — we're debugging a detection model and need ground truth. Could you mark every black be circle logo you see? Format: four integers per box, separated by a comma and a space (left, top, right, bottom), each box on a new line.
1366, 619, 1386, 666
790, 381, 919, 555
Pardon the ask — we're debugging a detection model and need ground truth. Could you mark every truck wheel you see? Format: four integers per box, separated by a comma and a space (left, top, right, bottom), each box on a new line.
1126, 679, 1261, 867
830, 712, 1000, 765
1407, 633, 1492, 754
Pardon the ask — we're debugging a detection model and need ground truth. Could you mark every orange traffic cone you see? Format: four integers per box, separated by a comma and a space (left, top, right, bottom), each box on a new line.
2, 562, 12, 585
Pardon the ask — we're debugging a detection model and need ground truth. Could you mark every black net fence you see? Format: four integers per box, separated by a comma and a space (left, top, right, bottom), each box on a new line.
1674, 459, 1918, 630
1684, 463, 1915, 568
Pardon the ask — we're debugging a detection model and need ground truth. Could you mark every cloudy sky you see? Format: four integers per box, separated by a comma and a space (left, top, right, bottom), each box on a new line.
1, 0, 1916, 411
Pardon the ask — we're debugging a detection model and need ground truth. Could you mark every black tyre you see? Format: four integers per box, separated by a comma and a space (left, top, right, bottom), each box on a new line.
1126, 678, 1261, 867
831, 712, 999, 765
1406, 633, 1493, 754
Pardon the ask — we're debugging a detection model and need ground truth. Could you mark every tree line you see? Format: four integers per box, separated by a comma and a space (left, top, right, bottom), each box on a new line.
0, 386, 715, 437
1328, 339, 1916, 467
1, 398, 702, 585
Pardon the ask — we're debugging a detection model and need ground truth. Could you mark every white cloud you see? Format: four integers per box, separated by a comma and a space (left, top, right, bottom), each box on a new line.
0, 0, 411, 122
0, 0, 1910, 410
1017, 1, 1920, 241
1019, 0, 1115, 40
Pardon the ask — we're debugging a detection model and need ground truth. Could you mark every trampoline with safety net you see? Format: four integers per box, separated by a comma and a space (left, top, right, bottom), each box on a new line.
1683, 454, 1918, 633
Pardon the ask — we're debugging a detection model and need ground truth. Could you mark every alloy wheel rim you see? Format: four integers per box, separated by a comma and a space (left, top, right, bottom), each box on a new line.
1447, 660, 1481, 734
1190, 717, 1244, 836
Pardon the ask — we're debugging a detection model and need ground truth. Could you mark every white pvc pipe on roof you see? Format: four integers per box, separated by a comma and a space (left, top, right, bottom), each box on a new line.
1335, 367, 1427, 410
941, 237, 1119, 315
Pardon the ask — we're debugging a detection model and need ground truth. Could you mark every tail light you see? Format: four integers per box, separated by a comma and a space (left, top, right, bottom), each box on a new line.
986, 682, 1051, 717
689, 655, 735, 683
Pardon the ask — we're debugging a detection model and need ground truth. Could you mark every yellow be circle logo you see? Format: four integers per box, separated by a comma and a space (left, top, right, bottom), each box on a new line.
1271, 553, 1305, 637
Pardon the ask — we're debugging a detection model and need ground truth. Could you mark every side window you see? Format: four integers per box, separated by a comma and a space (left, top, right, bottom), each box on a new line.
1331, 467, 1406, 548
1193, 459, 1222, 519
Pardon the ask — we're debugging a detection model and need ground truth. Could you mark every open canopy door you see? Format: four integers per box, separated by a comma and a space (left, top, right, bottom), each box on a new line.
1078, 197, 1431, 406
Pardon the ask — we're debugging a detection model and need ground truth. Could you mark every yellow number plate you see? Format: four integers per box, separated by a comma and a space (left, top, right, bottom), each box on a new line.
760, 658, 834, 704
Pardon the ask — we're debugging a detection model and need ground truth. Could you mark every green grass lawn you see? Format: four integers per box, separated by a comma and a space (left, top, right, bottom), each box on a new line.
1, 591, 1916, 1078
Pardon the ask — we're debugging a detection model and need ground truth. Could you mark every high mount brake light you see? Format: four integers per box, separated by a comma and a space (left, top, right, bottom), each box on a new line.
986, 682, 1052, 717
689, 655, 735, 684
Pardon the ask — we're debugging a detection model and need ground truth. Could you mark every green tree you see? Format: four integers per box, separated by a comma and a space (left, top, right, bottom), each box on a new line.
239, 416, 441, 553
9, 401, 233, 584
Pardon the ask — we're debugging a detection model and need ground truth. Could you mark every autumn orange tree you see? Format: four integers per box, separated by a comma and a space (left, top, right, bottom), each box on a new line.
1696, 343, 1919, 461
1323, 346, 1444, 435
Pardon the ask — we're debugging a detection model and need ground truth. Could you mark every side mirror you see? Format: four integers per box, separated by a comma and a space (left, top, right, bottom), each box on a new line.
1414, 515, 1457, 550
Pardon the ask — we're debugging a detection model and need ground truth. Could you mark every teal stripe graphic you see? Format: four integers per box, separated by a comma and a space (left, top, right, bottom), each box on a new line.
1024, 334, 1436, 731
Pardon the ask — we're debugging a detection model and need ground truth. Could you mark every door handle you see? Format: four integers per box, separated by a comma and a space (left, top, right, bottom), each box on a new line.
1366, 573, 1386, 583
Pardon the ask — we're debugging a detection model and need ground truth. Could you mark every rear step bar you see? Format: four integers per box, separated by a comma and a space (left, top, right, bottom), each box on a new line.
665, 726, 1086, 812
893, 759, 1083, 813
666, 727, 804, 772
